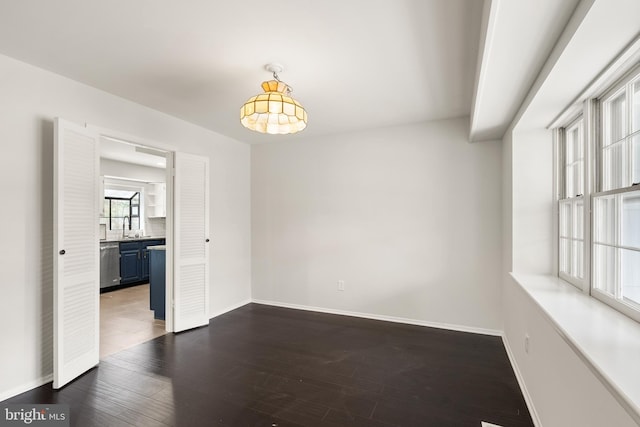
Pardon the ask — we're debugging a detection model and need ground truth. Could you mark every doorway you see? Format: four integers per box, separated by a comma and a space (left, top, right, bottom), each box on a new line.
54, 118, 210, 388
98, 136, 169, 358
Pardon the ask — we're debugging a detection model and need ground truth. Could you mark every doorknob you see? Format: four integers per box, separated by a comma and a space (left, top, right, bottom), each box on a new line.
59, 249, 66, 255
205, 239, 210, 243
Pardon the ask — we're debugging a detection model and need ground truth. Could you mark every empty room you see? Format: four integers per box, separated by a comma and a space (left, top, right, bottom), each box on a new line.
1, 0, 639, 426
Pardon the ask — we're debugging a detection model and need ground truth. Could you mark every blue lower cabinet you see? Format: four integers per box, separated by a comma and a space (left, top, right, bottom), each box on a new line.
119, 239, 165, 286
149, 248, 166, 320
141, 248, 150, 282
120, 249, 141, 284
141, 239, 164, 282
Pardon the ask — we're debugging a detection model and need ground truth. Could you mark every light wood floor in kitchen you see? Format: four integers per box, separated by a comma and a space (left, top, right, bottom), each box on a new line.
100, 284, 166, 358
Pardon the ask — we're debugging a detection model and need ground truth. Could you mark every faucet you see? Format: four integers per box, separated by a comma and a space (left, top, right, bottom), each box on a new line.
123, 215, 130, 238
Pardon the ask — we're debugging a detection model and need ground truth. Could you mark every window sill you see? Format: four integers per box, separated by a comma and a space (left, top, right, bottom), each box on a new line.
510, 273, 640, 423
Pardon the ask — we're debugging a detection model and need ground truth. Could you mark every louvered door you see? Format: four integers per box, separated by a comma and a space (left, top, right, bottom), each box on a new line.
53, 118, 100, 388
174, 153, 210, 332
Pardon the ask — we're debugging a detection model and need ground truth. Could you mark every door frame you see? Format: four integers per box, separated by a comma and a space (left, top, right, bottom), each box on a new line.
89, 124, 176, 332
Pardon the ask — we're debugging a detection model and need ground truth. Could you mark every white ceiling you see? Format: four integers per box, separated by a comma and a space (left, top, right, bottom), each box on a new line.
0, 0, 592, 145
0, 0, 483, 143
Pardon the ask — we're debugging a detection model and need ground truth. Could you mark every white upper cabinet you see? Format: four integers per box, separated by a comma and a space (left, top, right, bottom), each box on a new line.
147, 182, 166, 218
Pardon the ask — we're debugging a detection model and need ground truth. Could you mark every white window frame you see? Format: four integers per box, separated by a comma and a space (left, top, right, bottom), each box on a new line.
599, 68, 640, 190
555, 63, 640, 322
557, 115, 588, 290
591, 187, 640, 322
590, 66, 640, 322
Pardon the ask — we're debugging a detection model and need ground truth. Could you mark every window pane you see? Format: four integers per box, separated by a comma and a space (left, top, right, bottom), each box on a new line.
564, 120, 583, 198
605, 91, 627, 146
602, 142, 626, 191
574, 200, 584, 239
574, 240, 584, 280
574, 161, 583, 196
565, 163, 583, 198
560, 201, 571, 237
593, 243, 616, 296
565, 164, 575, 198
560, 238, 571, 275
622, 192, 640, 249
621, 248, 640, 305
633, 80, 640, 133
573, 126, 583, 161
566, 128, 576, 163
633, 134, 640, 185
594, 196, 616, 244
111, 200, 129, 218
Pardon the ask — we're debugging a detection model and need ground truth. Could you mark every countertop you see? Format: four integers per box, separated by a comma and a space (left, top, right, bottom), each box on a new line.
147, 245, 166, 251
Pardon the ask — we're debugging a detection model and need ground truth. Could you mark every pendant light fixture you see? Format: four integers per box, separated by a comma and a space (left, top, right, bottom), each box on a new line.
240, 64, 308, 135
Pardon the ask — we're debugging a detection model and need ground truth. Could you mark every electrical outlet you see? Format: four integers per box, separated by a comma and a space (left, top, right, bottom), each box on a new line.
524, 334, 530, 354
337, 280, 345, 291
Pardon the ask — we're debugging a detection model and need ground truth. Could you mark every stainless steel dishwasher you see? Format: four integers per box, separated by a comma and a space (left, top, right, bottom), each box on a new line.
100, 242, 120, 289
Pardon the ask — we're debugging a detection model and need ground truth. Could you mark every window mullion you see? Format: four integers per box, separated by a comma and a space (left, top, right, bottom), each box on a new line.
584, 99, 598, 294
624, 81, 633, 187
615, 193, 622, 299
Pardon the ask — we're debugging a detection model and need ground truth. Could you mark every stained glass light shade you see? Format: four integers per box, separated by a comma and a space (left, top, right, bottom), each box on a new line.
240, 79, 308, 135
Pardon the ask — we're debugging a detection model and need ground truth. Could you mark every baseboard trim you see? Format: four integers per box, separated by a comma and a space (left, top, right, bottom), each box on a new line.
251, 299, 502, 336
0, 301, 501, 403
209, 298, 252, 319
502, 334, 542, 427
0, 374, 53, 403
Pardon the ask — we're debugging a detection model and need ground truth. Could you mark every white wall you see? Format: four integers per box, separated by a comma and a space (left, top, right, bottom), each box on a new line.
502, 130, 513, 276
252, 118, 503, 332
511, 129, 554, 274
503, 275, 637, 427
0, 53, 251, 399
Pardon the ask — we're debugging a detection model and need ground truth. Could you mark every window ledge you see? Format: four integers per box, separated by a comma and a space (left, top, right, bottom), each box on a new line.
510, 273, 640, 423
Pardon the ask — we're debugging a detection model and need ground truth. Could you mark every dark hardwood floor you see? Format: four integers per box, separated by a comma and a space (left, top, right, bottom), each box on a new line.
4, 304, 533, 426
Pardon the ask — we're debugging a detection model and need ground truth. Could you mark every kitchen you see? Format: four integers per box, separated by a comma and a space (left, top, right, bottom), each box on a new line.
98, 137, 168, 358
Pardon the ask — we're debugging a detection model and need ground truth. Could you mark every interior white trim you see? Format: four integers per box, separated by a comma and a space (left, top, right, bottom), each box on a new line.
0, 374, 54, 402
548, 35, 640, 130
251, 299, 502, 337
502, 334, 542, 427
469, 0, 499, 142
